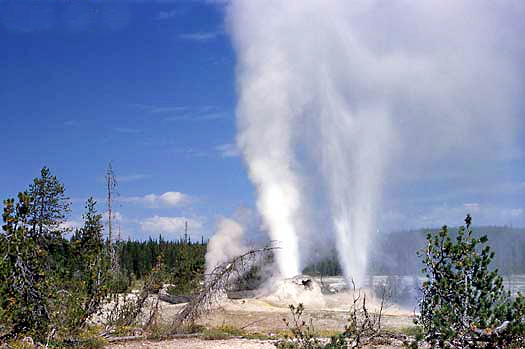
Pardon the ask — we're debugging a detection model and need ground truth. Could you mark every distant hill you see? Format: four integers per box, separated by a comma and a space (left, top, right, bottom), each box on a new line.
304, 226, 525, 276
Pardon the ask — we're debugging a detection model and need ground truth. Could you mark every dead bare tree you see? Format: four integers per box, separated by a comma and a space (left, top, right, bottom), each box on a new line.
343, 280, 387, 348
105, 162, 119, 274
101, 246, 275, 337
321, 280, 388, 349
105, 256, 164, 329
173, 246, 276, 327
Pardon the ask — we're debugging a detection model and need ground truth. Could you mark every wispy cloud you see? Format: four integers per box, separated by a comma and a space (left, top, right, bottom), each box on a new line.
130, 103, 187, 114
116, 174, 151, 183
164, 111, 228, 122
120, 191, 191, 208
102, 211, 125, 223
140, 216, 203, 234
114, 127, 141, 134
173, 147, 209, 157
64, 120, 79, 127
131, 103, 230, 124
131, 103, 230, 120
215, 143, 239, 158
156, 9, 178, 21
179, 31, 221, 42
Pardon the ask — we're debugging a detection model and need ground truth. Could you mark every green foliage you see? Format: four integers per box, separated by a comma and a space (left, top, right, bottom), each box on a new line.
0, 166, 211, 343
117, 236, 206, 295
277, 304, 323, 349
202, 325, 244, 340
27, 166, 70, 243
0, 169, 109, 342
303, 253, 342, 276
0, 193, 50, 338
418, 214, 525, 348
51, 198, 109, 336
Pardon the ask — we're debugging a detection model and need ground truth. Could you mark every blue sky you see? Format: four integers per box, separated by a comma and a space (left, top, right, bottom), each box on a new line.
1, 0, 524, 243
1, 0, 254, 240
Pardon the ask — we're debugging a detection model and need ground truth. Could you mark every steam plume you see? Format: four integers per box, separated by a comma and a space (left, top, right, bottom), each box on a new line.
205, 217, 248, 276
227, 0, 523, 285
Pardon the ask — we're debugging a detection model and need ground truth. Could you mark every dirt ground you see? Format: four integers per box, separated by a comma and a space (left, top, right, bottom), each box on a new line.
108, 337, 277, 349
105, 279, 415, 348
104, 303, 413, 348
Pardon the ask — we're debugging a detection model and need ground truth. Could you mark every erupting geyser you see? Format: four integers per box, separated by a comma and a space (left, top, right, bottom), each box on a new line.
227, 0, 523, 286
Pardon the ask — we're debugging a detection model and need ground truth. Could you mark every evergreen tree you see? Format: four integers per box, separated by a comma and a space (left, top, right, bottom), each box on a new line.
27, 167, 70, 242
0, 193, 49, 338
65, 198, 109, 330
418, 215, 525, 348
0, 168, 71, 339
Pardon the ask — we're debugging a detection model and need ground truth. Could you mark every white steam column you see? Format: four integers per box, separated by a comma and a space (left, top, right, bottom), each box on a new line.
228, 0, 522, 285
235, 42, 302, 277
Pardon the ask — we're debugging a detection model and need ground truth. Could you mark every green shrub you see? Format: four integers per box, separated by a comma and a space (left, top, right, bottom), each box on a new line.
418, 215, 525, 348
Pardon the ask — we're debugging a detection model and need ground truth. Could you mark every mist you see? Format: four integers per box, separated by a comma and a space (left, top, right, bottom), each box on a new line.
205, 217, 248, 276
226, 0, 524, 285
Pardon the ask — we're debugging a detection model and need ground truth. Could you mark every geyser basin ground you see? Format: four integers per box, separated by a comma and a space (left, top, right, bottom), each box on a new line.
106, 276, 414, 349
124, 276, 414, 330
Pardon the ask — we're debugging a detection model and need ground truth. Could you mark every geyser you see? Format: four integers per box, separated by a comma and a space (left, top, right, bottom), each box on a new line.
227, 0, 523, 286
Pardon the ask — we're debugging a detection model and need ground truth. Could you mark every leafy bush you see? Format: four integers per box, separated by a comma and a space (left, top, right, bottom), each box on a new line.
277, 303, 322, 349
418, 215, 525, 348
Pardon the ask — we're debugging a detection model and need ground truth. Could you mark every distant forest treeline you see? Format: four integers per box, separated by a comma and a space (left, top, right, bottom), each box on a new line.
303, 226, 525, 276
122, 225, 525, 282
116, 236, 206, 293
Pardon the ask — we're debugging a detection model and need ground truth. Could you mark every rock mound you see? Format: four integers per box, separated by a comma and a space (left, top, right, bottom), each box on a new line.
263, 275, 326, 307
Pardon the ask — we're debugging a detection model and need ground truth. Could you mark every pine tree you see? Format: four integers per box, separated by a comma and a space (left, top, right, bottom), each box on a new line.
0, 193, 50, 338
1, 168, 72, 339
62, 198, 109, 332
27, 167, 70, 242
418, 215, 525, 348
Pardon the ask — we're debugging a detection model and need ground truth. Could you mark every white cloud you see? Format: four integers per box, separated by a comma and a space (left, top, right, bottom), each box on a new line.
146, 192, 188, 206
140, 216, 203, 234
60, 219, 82, 231
101, 211, 125, 224
121, 191, 190, 207
510, 208, 523, 218
179, 31, 220, 41
215, 143, 239, 157
112, 211, 124, 222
